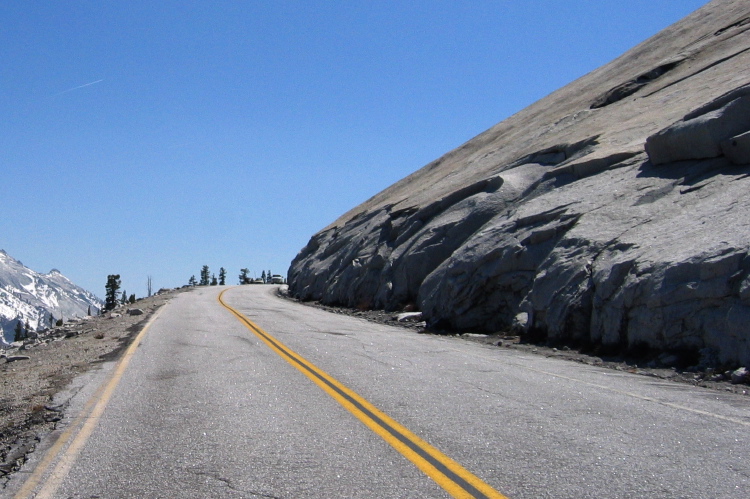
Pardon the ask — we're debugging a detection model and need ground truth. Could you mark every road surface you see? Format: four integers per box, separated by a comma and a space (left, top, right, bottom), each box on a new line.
9, 285, 750, 498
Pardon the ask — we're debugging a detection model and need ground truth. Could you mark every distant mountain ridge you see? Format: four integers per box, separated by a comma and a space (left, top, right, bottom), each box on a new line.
0, 249, 102, 342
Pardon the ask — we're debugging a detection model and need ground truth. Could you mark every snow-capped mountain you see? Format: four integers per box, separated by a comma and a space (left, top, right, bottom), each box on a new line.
0, 249, 102, 342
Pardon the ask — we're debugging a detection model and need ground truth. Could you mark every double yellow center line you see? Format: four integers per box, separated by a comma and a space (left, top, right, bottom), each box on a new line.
219, 289, 507, 499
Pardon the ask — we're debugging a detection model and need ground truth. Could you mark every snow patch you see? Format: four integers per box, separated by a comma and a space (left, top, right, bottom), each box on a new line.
0, 250, 102, 340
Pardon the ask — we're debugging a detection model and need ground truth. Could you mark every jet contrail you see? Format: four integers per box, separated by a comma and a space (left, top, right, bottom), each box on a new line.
55, 78, 104, 96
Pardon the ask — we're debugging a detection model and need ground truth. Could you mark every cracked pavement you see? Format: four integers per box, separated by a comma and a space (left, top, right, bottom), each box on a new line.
7, 285, 750, 498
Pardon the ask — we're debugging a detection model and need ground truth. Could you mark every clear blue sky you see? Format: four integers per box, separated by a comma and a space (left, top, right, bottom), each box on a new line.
2, 1, 708, 299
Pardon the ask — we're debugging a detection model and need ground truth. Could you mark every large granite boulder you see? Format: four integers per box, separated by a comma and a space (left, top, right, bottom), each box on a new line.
645, 89, 750, 165
288, 0, 750, 366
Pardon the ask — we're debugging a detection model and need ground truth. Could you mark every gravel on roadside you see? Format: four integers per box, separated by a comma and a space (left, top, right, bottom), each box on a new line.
0, 288, 188, 484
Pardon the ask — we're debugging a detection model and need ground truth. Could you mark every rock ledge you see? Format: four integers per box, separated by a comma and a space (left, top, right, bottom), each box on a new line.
289, 0, 750, 366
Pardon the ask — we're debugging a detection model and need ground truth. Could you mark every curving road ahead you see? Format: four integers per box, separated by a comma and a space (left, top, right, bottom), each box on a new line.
9, 285, 750, 498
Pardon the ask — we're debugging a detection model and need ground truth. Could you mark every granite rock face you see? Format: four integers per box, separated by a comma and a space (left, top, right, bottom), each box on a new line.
289, 0, 750, 365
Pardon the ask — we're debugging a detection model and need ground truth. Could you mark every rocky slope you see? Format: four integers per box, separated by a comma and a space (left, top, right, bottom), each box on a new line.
288, 0, 750, 366
0, 250, 102, 343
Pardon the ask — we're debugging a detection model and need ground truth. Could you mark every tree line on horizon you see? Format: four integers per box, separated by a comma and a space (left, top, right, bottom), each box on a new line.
187, 265, 227, 287
238, 268, 279, 285
100, 266, 285, 316
102, 274, 158, 313
186, 266, 282, 287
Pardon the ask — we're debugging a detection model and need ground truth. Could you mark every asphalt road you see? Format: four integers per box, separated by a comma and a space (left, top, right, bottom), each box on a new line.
9, 285, 750, 498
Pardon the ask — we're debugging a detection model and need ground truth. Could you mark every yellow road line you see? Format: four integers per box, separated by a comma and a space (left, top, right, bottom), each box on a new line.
14, 307, 164, 499
219, 289, 507, 499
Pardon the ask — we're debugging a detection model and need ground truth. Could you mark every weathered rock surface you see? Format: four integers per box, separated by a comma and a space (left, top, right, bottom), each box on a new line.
288, 0, 750, 366
395, 312, 424, 323
731, 367, 750, 384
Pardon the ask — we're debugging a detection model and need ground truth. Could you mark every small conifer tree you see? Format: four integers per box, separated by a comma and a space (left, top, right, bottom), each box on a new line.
219, 267, 227, 286
104, 274, 121, 311
239, 269, 250, 284
200, 265, 210, 286
13, 320, 25, 342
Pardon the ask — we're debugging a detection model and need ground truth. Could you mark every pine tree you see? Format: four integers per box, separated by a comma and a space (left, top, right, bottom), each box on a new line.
104, 274, 121, 311
219, 267, 227, 286
129, 294, 136, 304
188, 275, 197, 286
87, 305, 91, 316
239, 269, 250, 284
13, 320, 25, 342
200, 265, 210, 286
121, 290, 128, 305
210, 274, 218, 286
261, 270, 266, 283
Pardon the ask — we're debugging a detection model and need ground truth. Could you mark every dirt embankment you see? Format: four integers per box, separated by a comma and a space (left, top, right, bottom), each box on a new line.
0, 288, 186, 483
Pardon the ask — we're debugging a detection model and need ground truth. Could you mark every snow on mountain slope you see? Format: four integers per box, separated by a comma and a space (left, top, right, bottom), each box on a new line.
0, 250, 102, 342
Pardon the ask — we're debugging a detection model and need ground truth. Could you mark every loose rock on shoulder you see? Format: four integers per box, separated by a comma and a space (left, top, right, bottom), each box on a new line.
731, 367, 750, 385
4, 355, 30, 363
